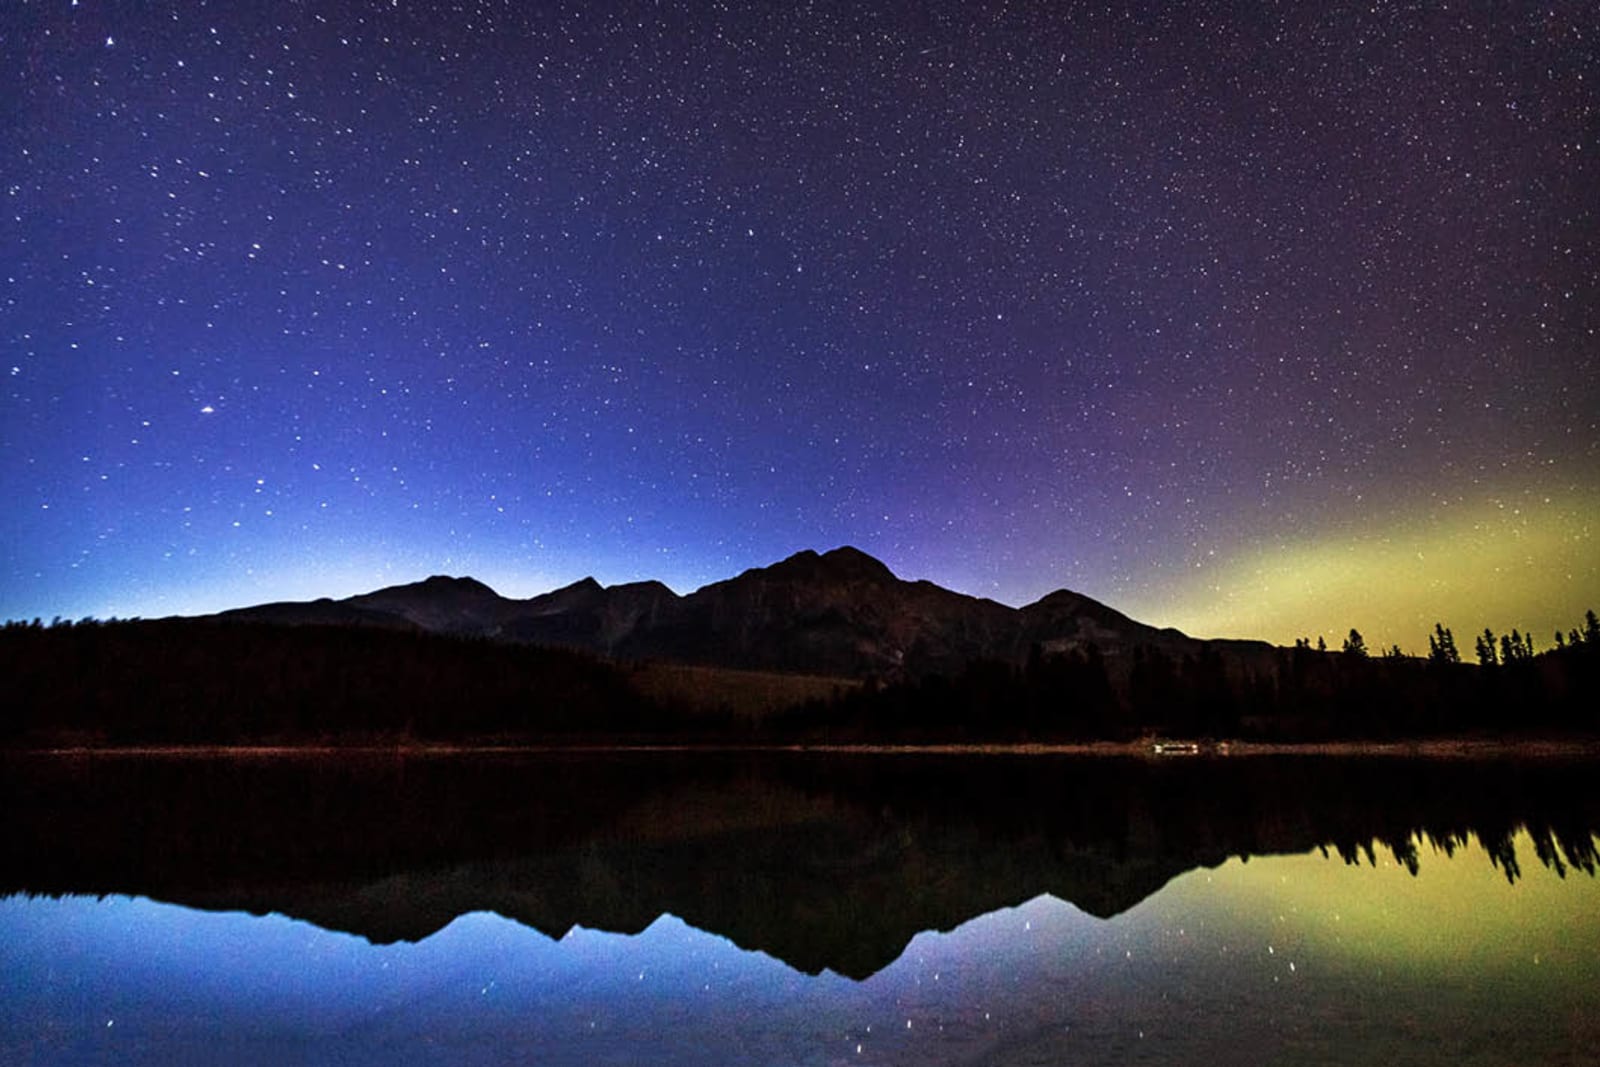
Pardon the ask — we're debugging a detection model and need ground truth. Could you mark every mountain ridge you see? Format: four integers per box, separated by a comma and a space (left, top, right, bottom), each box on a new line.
214, 545, 1273, 678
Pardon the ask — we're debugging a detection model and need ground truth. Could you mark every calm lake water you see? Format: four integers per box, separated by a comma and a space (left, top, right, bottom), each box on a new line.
3, 751, 1598, 1065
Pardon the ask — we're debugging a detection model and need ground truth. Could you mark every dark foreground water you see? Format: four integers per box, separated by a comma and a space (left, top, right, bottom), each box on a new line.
3, 751, 1598, 1065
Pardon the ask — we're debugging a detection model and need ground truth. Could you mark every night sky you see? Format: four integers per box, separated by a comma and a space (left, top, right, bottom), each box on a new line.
3, 1, 1596, 649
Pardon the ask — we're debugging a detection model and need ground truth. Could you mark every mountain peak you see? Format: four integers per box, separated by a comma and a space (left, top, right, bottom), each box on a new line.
521, 576, 605, 614
417, 575, 498, 595
611, 579, 676, 596
555, 576, 604, 595
350, 575, 500, 602
764, 546, 895, 584
819, 545, 894, 577
1025, 588, 1093, 611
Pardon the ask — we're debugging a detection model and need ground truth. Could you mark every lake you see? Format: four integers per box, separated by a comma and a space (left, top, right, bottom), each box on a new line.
3, 750, 1598, 1064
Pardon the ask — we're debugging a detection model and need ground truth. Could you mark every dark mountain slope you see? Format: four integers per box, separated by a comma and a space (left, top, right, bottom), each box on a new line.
215, 598, 415, 630
346, 575, 508, 633
505, 578, 680, 652
619, 547, 1019, 675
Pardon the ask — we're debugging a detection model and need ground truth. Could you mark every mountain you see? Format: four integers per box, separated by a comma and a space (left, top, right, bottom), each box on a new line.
1018, 588, 1171, 650
211, 596, 418, 630
345, 574, 506, 633
213, 546, 1270, 678
612, 547, 1021, 675
504, 577, 680, 651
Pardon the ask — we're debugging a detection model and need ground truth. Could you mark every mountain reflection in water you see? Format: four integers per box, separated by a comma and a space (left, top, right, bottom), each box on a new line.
3, 752, 1600, 1064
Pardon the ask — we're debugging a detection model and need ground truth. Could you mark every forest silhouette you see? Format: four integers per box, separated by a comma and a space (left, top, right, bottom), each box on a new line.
1, 611, 1596, 746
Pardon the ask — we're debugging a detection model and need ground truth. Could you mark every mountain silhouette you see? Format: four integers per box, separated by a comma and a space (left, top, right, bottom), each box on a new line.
346, 575, 506, 632
215, 545, 1270, 678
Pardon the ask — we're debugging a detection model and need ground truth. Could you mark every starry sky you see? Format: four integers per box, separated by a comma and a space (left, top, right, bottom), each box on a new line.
3, 1, 1596, 650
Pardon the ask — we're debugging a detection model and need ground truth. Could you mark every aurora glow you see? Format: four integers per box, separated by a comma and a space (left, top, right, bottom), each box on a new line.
1130, 485, 1600, 652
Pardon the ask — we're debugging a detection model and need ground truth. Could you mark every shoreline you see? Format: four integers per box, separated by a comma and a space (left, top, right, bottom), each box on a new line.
9, 737, 1600, 760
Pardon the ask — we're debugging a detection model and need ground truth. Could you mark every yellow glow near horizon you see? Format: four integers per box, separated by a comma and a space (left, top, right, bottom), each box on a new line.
1131, 487, 1599, 652
1157, 830, 1600, 978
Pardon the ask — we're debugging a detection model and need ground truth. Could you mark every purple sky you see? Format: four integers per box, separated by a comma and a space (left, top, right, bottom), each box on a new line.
4, 1, 1595, 647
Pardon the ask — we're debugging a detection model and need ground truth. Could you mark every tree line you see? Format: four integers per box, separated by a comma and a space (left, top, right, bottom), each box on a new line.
0, 617, 663, 745
1, 609, 1597, 745
770, 610, 1600, 742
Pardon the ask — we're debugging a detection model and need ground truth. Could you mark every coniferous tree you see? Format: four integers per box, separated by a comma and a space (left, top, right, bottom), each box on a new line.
1342, 629, 1368, 658
1427, 624, 1459, 665
1499, 629, 1534, 664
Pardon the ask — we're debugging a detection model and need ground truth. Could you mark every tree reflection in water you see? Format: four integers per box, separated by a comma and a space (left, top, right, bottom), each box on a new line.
2, 752, 1598, 1064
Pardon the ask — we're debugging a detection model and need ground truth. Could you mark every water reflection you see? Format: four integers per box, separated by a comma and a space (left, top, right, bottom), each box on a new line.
3, 753, 1599, 1063
5, 828, 1599, 1066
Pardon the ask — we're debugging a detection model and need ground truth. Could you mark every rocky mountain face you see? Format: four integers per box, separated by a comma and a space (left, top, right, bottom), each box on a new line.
216, 546, 1267, 677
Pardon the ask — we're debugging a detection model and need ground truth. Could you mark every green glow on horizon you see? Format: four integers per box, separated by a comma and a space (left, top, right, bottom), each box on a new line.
1156, 830, 1600, 983
1135, 486, 1599, 652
